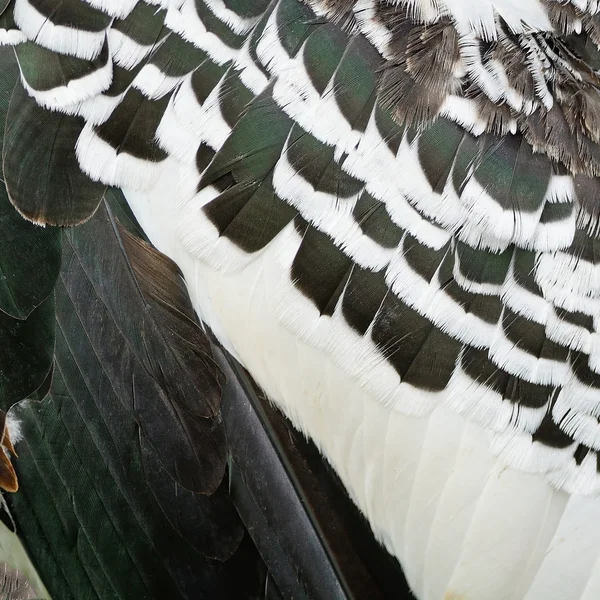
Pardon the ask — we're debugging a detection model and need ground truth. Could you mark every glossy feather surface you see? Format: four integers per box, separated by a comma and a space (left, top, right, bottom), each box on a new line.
3, 0, 600, 598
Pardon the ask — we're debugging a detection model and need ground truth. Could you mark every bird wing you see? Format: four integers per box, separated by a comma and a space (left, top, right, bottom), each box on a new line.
3, 1, 600, 599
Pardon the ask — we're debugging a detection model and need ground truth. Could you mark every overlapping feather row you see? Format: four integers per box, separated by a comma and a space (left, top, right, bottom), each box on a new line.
4, 0, 600, 498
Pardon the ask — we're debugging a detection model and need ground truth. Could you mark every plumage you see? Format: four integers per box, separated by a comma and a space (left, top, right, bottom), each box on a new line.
3, 0, 600, 599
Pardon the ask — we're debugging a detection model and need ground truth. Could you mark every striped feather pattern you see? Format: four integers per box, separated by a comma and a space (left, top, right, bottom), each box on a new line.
7, 0, 600, 597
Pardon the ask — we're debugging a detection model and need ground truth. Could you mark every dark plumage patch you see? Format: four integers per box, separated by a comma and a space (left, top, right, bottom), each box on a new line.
292, 222, 353, 316
95, 89, 170, 162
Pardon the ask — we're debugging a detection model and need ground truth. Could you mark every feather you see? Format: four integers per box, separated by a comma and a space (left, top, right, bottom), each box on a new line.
15, 39, 112, 110
108, 1, 168, 69
4, 81, 106, 225
6, 2, 600, 600
13, 0, 111, 60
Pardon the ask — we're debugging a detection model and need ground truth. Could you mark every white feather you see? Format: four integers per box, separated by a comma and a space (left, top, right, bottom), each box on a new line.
525, 494, 600, 599
422, 420, 495, 600
402, 408, 466, 599
445, 461, 566, 600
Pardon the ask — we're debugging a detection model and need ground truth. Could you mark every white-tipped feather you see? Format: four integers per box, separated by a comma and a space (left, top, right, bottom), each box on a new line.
170, 74, 232, 151
18, 52, 113, 111
76, 123, 165, 190
0, 28, 26, 46
553, 400, 600, 452
546, 174, 576, 204
156, 92, 202, 164
536, 251, 600, 305
459, 175, 546, 247
529, 207, 576, 251
489, 319, 568, 386
14, 0, 106, 60
165, 0, 238, 64
492, 428, 575, 473
439, 95, 487, 136
445, 364, 547, 434
203, 0, 262, 34
353, 0, 393, 59
132, 64, 182, 99
109, 28, 161, 70
63, 92, 125, 126
386, 249, 500, 350
234, 40, 269, 95
255, 7, 296, 76
82, 0, 139, 19
272, 141, 394, 271
546, 308, 592, 352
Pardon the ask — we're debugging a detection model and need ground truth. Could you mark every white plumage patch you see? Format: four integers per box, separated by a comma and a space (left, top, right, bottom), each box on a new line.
132, 64, 182, 99
64, 92, 125, 126
82, 0, 139, 19
203, 0, 261, 34
234, 40, 269, 95
109, 27, 162, 70
76, 123, 165, 190
0, 28, 26, 46
125, 158, 600, 600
